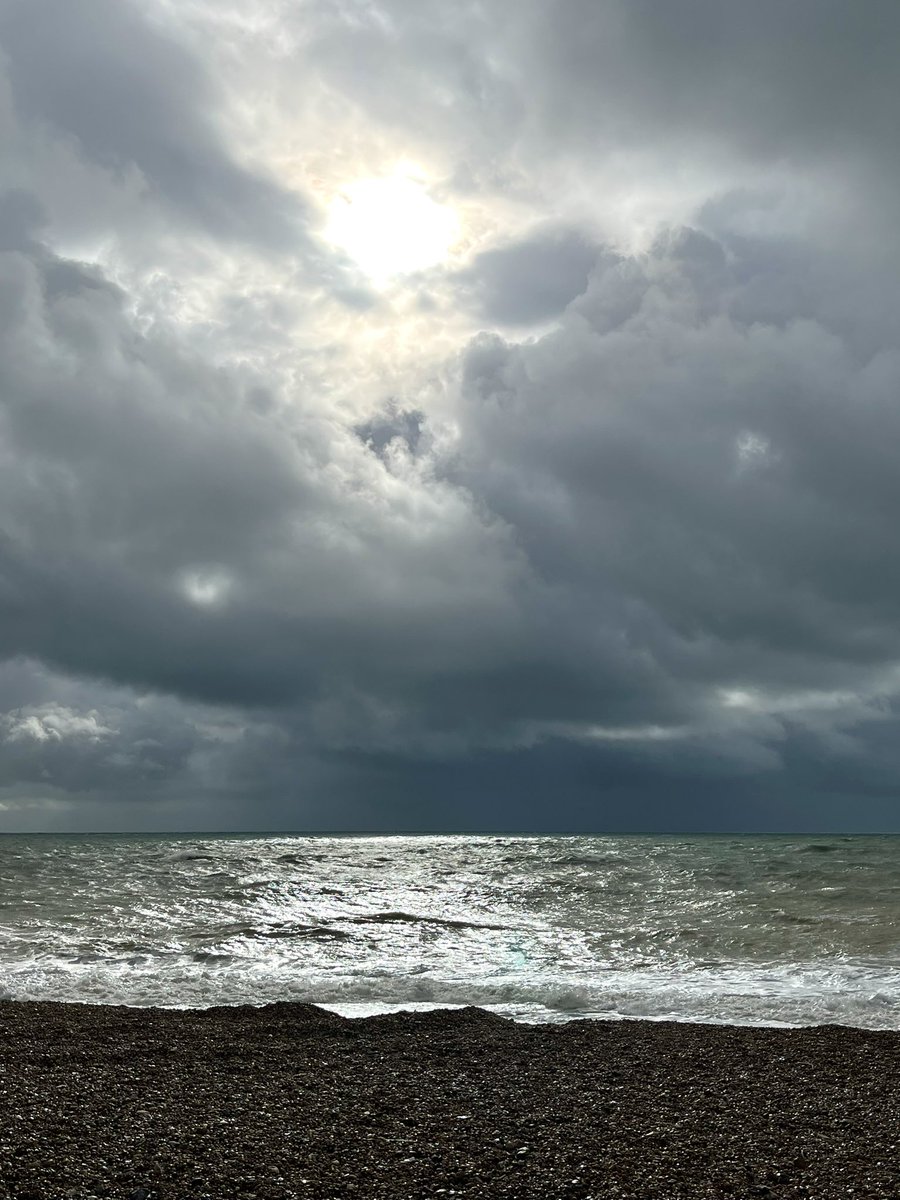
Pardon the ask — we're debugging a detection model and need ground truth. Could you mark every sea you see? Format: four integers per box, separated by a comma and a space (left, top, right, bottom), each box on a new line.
1, 833, 898, 1029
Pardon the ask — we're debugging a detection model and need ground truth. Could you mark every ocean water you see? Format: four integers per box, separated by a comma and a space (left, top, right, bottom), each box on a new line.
0, 833, 898, 1029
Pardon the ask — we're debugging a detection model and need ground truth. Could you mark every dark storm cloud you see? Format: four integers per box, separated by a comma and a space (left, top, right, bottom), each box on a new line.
0, 215, 533, 723
2, 1, 900, 830
450, 224, 900, 688
4, 199, 899, 828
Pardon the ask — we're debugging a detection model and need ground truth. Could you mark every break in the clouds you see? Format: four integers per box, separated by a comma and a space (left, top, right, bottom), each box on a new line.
1, 0, 900, 832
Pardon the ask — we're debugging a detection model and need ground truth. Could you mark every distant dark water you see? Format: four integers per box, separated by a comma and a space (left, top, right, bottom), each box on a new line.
1, 834, 898, 1027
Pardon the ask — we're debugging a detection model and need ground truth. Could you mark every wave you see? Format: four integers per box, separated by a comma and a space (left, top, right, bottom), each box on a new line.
239, 965, 900, 1029
348, 910, 513, 932
252, 924, 352, 942
770, 910, 827, 926
645, 926, 711, 942
4, 956, 900, 1031
551, 855, 622, 869
203, 923, 353, 943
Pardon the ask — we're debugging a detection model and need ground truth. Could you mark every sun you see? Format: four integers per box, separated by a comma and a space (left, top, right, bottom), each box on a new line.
325, 168, 458, 282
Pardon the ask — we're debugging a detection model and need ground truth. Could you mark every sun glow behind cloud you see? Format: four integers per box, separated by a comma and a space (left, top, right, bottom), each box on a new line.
324, 169, 459, 283
5, 0, 900, 836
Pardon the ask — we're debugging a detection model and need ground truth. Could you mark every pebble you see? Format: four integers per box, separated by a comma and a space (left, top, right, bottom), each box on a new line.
0, 1001, 898, 1198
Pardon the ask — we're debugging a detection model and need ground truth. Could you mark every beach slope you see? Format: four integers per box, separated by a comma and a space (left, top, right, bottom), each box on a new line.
0, 1001, 898, 1198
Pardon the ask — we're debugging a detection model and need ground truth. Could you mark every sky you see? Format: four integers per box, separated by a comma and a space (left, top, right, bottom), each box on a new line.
1, 0, 900, 832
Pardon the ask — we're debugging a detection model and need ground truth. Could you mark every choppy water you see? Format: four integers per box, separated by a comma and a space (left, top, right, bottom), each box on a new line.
1, 833, 898, 1028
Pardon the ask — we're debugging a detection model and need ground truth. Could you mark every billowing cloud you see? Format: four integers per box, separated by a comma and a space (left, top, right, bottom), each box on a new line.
0, 0, 899, 831
455, 227, 605, 326
0, 0, 306, 248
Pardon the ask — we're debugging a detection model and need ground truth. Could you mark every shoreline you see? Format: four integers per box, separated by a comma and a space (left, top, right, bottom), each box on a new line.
1, 993, 892, 1032
2, 1001, 899, 1199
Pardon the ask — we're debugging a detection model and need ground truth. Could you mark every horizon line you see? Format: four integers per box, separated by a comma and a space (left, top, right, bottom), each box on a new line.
2, 828, 899, 837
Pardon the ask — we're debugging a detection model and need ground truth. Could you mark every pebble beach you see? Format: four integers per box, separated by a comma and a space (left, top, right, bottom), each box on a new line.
1, 1001, 899, 1199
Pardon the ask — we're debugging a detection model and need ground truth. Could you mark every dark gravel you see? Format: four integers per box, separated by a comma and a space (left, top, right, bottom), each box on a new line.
0, 1000, 899, 1199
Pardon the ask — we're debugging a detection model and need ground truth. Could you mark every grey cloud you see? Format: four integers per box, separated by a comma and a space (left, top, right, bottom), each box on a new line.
524, 0, 900, 163
456, 227, 606, 326
2, 2, 900, 830
0, 658, 872, 834
298, 0, 523, 165
288, 0, 900, 268
0, 661, 195, 796
0, 188, 44, 252
0, 658, 289, 830
354, 404, 424, 459
0, 202, 693, 782
4, 190, 900, 827
286, 2, 900, 171
0, 213, 535, 725
0, 0, 305, 248
447, 221, 900, 715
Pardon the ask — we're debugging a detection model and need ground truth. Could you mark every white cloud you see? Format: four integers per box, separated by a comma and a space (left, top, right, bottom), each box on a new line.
2, 705, 115, 744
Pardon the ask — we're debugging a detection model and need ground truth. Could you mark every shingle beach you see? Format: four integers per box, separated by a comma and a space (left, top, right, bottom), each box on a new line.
1, 1001, 898, 1199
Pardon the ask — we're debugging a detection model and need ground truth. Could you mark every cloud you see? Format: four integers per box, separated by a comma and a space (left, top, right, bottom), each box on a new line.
531, 0, 900, 171
451, 225, 900, 680
455, 226, 606, 326
0, 0, 306, 249
2, 705, 114, 744
0, 213, 531, 729
1, 1, 900, 830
